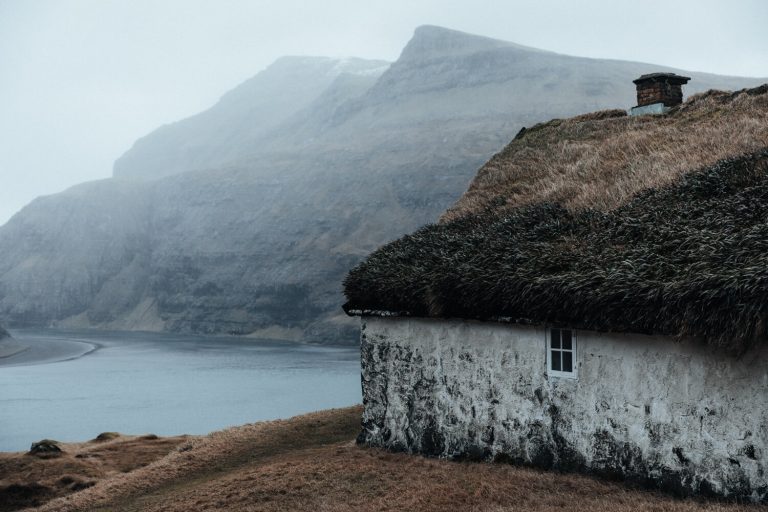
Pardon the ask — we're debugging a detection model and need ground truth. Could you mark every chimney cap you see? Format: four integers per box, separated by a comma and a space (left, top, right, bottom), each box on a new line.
633, 72, 691, 85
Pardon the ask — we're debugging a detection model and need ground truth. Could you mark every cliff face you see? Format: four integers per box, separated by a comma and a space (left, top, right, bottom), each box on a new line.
0, 26, 764, 343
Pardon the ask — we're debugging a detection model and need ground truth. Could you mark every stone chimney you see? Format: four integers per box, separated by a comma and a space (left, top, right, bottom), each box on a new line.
630, 73, 690, 116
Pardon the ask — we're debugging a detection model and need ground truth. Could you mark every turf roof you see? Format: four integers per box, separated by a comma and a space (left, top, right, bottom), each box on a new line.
344, 127, 768, 352
443, 85, 768, 221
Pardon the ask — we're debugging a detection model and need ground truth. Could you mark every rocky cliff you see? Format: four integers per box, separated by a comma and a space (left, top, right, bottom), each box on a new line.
0, 26, 764, 344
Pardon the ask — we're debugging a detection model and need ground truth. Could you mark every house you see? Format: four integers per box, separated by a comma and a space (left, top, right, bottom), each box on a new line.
343, 80, 768, 501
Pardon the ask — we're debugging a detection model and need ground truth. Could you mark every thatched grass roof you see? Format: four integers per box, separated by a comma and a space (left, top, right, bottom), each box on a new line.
344, 85, 768, 352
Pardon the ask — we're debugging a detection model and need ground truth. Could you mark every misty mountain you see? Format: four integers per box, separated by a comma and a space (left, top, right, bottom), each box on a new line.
0, 26, 764, 343
114, 57, 389, 180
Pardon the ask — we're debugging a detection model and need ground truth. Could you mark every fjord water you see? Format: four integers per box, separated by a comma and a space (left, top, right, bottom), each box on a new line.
0, 330, 360, 452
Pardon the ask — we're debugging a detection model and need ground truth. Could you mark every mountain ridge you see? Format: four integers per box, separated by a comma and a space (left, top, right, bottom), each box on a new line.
113, 56, 390, 181
396, 25, 546, 61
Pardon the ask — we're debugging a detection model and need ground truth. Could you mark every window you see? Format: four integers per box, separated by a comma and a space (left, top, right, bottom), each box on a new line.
548, 328, 577, 378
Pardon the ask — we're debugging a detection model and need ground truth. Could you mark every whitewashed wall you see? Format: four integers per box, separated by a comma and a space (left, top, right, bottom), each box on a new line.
358, 316, 768, 501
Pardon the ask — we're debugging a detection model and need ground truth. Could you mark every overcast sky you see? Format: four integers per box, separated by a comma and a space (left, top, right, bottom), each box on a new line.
1, 0, 766, 225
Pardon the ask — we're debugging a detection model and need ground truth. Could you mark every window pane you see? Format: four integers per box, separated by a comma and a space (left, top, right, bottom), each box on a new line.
561, 329, 572, 350
551, 350, 561, 371
551, 328, 561, 348
563, 351, 573, 373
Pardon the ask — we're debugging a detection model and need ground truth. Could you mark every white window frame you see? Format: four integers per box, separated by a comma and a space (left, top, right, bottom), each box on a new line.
547, 327, 577, 379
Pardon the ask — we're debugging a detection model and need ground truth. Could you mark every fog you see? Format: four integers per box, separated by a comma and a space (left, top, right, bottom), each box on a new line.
1, 0, 766, 225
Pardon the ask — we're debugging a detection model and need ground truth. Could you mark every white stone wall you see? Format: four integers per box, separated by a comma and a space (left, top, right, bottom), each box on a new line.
359, 316, 768, 501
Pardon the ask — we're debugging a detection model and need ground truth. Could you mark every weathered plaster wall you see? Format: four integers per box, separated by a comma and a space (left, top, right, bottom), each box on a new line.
359, 316, 768, 501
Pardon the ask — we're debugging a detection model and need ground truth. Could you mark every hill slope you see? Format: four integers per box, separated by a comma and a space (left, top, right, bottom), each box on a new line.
25, 407, 760, 512
0, 26, 765, 343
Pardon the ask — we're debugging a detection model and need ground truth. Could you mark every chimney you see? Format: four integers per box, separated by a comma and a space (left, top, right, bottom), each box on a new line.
630, 73, 690, 116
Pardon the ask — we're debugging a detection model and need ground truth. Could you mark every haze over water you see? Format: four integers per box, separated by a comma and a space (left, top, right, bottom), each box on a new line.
0, 330, 361, 452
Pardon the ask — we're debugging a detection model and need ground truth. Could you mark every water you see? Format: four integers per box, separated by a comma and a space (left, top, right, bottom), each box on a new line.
0, 329, 361, 452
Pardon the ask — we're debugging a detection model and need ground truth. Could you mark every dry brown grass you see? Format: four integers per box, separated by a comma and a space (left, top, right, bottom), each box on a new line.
0, 433, 187, 511
442, 86, 768, 221
23, 407, 768, 512
32, 407, 361, 512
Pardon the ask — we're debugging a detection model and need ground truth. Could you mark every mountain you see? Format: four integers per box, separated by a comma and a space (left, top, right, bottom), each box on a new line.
114, 56, 389, 181
0, 26, 764, 344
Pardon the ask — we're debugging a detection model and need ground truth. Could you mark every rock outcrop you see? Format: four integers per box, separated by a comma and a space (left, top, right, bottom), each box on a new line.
0, 26, 764, 343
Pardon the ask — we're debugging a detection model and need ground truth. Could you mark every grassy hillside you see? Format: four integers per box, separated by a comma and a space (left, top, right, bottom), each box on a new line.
10, 407, 763, 512
0, 434, 188, 511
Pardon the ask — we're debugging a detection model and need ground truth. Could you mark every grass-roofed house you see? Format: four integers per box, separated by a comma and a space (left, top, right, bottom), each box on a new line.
343, 81, 768, 501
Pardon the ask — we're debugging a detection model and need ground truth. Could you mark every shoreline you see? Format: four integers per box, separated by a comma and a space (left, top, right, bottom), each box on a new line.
0, 325, 359, 371
0, 340, 31, 359
0, 335, 101, 368
0, 327, 357, 368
